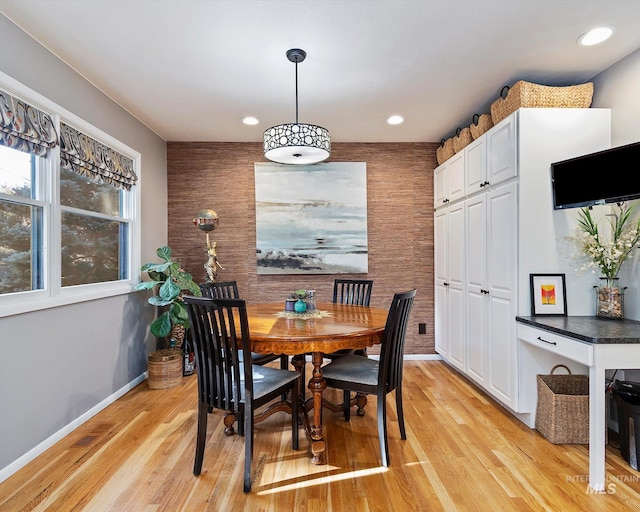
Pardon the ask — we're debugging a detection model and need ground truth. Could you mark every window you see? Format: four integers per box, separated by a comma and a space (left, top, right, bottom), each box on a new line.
0, 77, 140, 317
0, 145, 44, 294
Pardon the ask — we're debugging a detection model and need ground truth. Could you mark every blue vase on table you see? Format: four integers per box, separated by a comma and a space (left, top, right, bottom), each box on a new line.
294, 299, 307, 313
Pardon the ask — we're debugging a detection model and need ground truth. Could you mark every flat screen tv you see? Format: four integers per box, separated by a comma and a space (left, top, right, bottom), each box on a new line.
551, 141, 640, 210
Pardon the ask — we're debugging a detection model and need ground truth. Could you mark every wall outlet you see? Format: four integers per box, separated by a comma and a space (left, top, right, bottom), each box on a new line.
418, 323, 426, 335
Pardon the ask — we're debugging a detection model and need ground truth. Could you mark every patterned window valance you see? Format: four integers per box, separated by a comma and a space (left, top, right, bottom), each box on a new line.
60, 122, 137, 190
0, 89, 58, 156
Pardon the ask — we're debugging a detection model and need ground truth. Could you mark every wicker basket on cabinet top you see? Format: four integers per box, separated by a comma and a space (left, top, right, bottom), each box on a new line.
452, 126, 472, 154
491, 80, 594, 125
436, 137, 455, 165
469, 113, 493, 140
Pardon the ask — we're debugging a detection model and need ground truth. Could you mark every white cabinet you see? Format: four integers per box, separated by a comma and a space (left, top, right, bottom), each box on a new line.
464, 180, 517, 408
464, 192, 487, 384
434, 151, 465, 208
487, 114, 517, 185
465, 136, 486, 196
434, 107, 611, 414
434, 201, 465, 370
485, 182, 517, 407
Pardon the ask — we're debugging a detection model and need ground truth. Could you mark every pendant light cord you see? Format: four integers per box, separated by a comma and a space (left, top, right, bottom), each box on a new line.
294, 60, 299, 124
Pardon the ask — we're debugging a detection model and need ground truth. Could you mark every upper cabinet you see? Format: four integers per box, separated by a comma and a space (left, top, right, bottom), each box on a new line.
434, 151, 465, 208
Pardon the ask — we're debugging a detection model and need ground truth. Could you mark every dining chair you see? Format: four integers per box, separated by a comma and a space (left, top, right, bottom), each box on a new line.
199, 281, 288, 369
321, 288, 416, 467
184, 295, 300, 493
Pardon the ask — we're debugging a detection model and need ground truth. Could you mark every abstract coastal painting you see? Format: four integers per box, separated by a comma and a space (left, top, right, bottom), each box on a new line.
254, 162, 368, 274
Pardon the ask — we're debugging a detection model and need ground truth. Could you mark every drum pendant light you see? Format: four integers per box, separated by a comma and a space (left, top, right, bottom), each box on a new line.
263, 48, 331, 165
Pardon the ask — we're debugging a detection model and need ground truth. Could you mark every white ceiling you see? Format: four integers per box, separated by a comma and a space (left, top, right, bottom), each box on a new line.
1, 0, 640, 144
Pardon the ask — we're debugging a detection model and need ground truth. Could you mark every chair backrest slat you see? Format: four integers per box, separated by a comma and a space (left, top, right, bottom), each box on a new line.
378, 289, 417, 392
332, 279, 373, 306
199, 281, 240, 300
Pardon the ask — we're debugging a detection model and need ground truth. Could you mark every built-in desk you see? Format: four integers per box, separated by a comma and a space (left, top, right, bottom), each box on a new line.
516, 316, 640, 492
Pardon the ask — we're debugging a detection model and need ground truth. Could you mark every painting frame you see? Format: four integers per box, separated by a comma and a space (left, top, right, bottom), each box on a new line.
530, 273, 567, 316
254, 161, 368, 275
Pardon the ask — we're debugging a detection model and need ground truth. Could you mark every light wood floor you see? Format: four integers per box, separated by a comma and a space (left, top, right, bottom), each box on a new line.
2, 360, 640, 511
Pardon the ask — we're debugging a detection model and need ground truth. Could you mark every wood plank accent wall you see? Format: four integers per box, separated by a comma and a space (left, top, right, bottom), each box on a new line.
167, 142, 437, 354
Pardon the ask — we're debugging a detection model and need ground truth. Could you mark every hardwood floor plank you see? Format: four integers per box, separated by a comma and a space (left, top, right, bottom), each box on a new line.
2, 361, 640, 511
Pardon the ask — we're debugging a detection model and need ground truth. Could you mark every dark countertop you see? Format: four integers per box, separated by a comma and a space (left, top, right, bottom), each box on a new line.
516, 316, 640, 344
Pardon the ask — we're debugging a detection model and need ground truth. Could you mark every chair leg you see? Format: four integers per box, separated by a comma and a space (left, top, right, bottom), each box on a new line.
280, 354, 289, 369
244, 406, 254, 493
193, 403, 208, 475
378, 391, 390, 467
223, 411, 237, 436
343, 390, 351, 421
396, 387, 406, 440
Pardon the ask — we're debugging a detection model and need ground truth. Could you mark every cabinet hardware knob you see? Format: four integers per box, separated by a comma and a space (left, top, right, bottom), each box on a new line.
443, 282, 449, 286
537, 336, 557, 346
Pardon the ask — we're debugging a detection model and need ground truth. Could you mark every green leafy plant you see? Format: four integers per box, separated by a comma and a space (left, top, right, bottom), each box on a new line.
135, 246, 202, 339
572, 203, 640, 278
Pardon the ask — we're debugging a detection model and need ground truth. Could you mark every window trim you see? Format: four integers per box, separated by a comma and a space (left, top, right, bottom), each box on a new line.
0, 71, 141, 318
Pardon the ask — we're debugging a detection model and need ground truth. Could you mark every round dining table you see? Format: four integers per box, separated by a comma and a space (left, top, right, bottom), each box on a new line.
245, 301, 388, 464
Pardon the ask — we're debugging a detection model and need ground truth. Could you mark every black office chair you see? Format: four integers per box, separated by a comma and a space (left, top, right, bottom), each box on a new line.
199, 281, 288, 369
184, 295, 300, 493
321, 289, 416, 467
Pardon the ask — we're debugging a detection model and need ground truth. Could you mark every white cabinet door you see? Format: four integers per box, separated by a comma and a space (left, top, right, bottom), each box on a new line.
465, 193, 487, 384
434, 152, 465, 209
487, 181, 518, 409
434, 163, 447, 209
434, 203, 465, 366
448, 151, 465, 202
487, 113, 517, 186
465, 136, 487, 196
447, 202, 465, 370
434, 207, 448, 356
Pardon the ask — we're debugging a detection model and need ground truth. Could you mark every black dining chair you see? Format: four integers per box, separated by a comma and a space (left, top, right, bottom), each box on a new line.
184, 295, 300, 493
321, 288, 416, 467
200, 281, 288, 369
328, 279, 373, 357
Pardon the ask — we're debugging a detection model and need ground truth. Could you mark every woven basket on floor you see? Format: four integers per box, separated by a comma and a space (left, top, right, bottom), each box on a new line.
535, 364, 589, 444
148, 349, 183, 389
436, 137, 455, 165
491, 80, 594, 125
469, 113, 493, 140
452, 127, 472, 153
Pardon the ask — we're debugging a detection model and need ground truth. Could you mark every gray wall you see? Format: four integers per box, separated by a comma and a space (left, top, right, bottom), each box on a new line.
592, 47, 640, 321
0, 15, 167, 475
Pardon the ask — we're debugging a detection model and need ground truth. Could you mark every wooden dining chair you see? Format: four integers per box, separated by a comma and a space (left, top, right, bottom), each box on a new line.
184, 295, 300, 493
296, 279, 373, 389
199, 281, 288, 369
321, 288, 416, 467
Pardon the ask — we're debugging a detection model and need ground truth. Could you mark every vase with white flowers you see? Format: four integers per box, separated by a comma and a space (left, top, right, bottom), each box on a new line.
572, 203, 640, 319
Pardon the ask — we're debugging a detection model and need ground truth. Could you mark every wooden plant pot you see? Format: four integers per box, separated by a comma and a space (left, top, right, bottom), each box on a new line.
147, 349, 183, 389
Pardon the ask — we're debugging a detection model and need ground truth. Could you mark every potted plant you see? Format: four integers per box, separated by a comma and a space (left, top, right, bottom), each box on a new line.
136, 246, 202, 388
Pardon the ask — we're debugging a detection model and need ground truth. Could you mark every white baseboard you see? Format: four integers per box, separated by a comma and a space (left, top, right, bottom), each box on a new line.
367, 354, 442, 361
0, 372, 147, 484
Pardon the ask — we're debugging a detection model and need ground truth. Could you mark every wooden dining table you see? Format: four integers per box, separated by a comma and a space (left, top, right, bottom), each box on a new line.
246, 301, 388, 464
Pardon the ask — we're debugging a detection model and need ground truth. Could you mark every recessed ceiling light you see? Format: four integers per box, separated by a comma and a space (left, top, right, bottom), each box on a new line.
387, 115, 404, 125
578, 26, 614, 46
243, 116, 259, 125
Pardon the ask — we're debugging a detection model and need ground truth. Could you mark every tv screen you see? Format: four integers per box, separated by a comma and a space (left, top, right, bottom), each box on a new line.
551, 141, 640, 210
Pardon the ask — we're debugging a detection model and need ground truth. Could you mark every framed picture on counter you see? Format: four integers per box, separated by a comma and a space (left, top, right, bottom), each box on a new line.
530, 273, 567, 316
